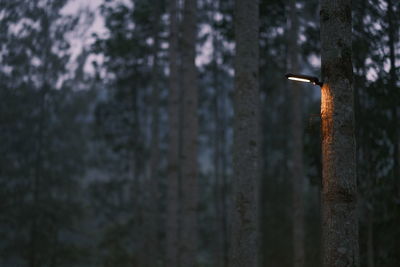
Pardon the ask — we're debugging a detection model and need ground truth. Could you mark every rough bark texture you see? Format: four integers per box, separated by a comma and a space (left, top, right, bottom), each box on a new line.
230, 0, 260, 266
287, 0, 305, 266
180, 0, 198, 266
166, 0, 179, 266
320, 0, 359, 266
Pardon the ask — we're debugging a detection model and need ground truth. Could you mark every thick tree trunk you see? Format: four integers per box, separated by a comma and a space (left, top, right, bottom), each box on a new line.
320, 0, 359, 266
287, 0, 305, 266
230, 0, 260, 266
180, 0, 198, 266
166, 0, 179, 266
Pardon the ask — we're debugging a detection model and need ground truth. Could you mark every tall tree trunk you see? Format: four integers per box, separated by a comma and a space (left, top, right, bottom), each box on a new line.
210, 1, 228, 266
144, 2, 161, 266
386, 0, 400, 258
180, 0, 198, 266
213, 31, 223, 267
30, 88, 46, 267
287, 0, 305, 266
166, 0, 180, 266
220, 113, 229, 267
387, 0, 399, 188
230, 0, 260, 266
30, 14, 50, 267
320, 0, 359, 266
219, 41, 229, 267
131, 62, 145, 266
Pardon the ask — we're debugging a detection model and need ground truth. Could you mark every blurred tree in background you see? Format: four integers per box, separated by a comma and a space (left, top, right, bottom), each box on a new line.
0, 0, 92, 266
0, 0, 399, 266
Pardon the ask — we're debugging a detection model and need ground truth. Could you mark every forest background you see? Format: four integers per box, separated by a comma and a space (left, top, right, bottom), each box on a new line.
0, 0, 399, 266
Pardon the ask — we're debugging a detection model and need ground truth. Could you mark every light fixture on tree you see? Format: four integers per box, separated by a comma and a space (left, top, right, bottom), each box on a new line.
285, 73, 323, 87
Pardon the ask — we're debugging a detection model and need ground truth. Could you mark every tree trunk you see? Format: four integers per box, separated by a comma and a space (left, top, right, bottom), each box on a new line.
219, 47, 229, 267
230, 0, 260, 266
180, 0, 198, 266
320, 0, 359, 266
386, 0, 400, 258
387, 0, 399, 189
213, 32, 223, 267
144, 2, 161, 265
30, 14, 51, 267
221, 120, 229, 267
210, 1, 228, 266
287, 0, 305, 266
166, 0, 180, 266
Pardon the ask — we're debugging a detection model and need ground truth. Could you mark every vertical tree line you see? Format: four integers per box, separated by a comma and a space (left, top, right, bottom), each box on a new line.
166, 0, 180, 265
320, 0, 358, 266
287, 0, 305, 266
1, 0, 399, 266
230, 0, 260, 266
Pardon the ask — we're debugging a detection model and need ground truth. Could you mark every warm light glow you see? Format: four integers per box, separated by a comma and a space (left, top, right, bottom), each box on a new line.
287, 77, 312, 83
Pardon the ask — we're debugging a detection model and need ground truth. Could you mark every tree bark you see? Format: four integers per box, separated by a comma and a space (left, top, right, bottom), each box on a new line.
287, 0, 305, 266
166, 0, 179, 266
320, 0, 359, 266
180, 0, 198, 266
230, 0, 260, 266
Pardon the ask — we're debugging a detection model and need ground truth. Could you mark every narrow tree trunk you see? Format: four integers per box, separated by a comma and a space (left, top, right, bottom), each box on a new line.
144, 2, 161, 265
166, 0, 179, 266
230, 0, 260, 266
30, 88, 46, 267
180, 0, 198, 265
30, 14, 51, 266
386, 0, 400, 258
387, 0, 399, 187
287, 0, 305, 266
210, 1, 226, 265
213, 36, 223, 267
320, 0, 359, 266
221, 134, 229, 267
220, 59, 229, 267
131, 62, 146, 266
